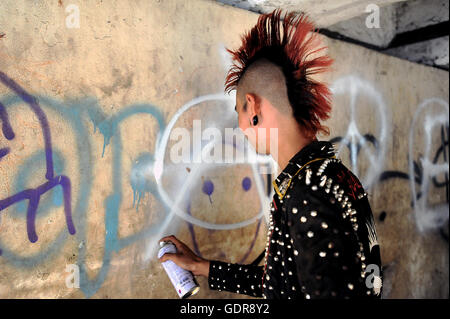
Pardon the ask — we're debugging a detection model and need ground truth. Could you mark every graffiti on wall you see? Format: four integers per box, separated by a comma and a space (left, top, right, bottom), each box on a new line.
328, 75, 449, 240
0, 70, 273, 297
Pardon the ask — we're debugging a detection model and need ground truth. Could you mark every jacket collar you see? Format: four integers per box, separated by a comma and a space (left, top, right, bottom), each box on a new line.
273, 140, 336, 199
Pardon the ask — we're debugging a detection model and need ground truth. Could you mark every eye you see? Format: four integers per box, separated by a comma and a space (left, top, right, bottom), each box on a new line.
242, 177, 252, 191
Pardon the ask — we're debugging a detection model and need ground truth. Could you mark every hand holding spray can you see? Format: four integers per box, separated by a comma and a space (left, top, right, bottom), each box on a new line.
158, 240, 200, 298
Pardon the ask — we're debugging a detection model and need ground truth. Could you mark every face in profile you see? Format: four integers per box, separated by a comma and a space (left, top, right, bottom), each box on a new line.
235, 94, 276, 158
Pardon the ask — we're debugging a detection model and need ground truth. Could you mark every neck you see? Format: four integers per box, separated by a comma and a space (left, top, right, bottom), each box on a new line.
275, 126, 314, 172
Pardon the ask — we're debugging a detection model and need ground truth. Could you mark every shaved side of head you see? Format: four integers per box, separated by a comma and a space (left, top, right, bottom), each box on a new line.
236, 58, 292, 116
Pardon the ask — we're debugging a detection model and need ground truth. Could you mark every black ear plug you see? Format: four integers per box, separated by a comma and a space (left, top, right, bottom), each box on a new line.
252, 115, 258, 126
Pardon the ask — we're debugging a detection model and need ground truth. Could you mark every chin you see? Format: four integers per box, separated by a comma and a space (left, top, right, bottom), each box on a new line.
254, 145, 270, 156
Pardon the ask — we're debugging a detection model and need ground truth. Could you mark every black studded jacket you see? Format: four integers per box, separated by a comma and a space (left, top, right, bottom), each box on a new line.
207, 140, 382, 299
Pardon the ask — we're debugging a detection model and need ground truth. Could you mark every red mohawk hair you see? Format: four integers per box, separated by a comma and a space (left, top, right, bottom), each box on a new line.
225, 9, 334, 137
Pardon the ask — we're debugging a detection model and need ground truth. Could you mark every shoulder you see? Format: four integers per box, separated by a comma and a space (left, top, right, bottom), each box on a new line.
288, 157, 366, 205
282, 157, 366, 234
285, 158, 336, 201
281, 159, 364, 262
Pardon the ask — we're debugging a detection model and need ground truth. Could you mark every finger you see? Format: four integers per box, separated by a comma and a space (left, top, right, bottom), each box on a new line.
159, 235, 184, 250
159, 235, 178, 243
159, 236, 177, 250
159, 252, 179, 264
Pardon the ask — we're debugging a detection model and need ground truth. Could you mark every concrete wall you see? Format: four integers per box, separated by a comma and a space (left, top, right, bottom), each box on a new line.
0, 0, 448, 299
214, 0, 408, 27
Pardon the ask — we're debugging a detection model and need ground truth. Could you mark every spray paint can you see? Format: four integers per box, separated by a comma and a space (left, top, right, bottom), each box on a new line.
158, 240, 200, 298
